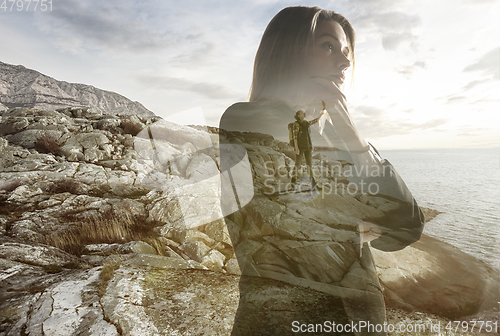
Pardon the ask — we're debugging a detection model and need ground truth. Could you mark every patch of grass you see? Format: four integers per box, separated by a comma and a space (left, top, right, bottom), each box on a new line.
63, 261, 82, 269
98, 261, 121, 297
34, 133, 60, 155
46, 210, 159, 256
8, 285, 47, 294
45, 178, 82, 194
42, 264, 64, 274
142, 237, 166, 256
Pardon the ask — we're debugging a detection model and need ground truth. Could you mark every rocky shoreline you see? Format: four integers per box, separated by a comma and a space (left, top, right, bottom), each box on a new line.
0, 107, 498, 335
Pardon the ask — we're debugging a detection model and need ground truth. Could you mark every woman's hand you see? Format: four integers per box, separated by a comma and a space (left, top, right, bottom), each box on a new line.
295, 147, 300, 155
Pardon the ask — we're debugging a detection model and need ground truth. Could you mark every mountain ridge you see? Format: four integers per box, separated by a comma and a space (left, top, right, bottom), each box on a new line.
0, 61, 154, 116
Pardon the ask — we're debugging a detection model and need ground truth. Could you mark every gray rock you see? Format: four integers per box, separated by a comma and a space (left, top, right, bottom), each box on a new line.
0, 142, 31, 170
0, 117, 30, 135
101, 267, 236, 336
24, 268, 119, 336
81, 255, 106, 266
0, 241, 81, 267
185, 153, 219, 181
8, 219, 45, 243
224, 258, 242, 275
162, 228, 215, 247
122, 254, 208, 270
7, 185, 43, 203
201, 249, 226, 272
84, 243, 121, 255
148, 178, 224, 230
4, 129, 62, 149
204, 219, 233, 246
161, 246, 182, 259
179, 241, 212, 263
118, 241, 157, 255
372, 234, 500, 318
157, 236, 179, 249
96, 117, 120, 131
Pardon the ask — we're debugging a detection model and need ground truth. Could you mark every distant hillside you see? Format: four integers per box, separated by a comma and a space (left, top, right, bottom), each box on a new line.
0, 61, 154, 116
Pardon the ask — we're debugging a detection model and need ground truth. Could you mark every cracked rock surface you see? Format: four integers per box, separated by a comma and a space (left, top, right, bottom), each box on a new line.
0, 107, 498, 334
25, 268, 118, 336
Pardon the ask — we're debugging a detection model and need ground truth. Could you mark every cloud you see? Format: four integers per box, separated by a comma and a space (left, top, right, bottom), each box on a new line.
456, 126, 492, 137
396, 60, 426, 78
445, 95, 467, 104
353, 105, 448, 138
463, 47, 500, 80
351, 11, 421, 51
415, 119, 448, 130
136, 75, 241, 100
35, 0, 196, 53
465, 0, 498, 4
463, 78, 492, 90
168, 42, 217, 66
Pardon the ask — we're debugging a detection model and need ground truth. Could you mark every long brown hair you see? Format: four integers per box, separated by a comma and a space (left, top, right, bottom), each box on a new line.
249, 6, 355, 102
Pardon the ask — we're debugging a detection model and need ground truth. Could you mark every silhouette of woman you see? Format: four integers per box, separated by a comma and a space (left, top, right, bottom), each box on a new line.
219, 6, 424, 336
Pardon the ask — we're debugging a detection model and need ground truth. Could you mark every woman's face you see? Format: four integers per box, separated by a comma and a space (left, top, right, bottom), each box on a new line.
305, 20, 351, 87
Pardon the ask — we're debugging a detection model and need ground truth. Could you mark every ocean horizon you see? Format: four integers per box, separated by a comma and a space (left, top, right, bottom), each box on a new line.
379, 147, 500, 271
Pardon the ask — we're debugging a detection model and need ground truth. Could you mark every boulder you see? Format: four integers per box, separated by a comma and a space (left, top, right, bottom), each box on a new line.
148, 178, 223, 230
224, 258, 241, 275
201, 249, 226, 271
7, 185, 43, 203
185, 153, 219, 181
0, 116, 30, 135
118, 241, 157, 255
0, 241, 81, 268
84, 243, 122, 255
204, 219, 233, 246
8, 219, 45, 243
372, 234, 500, 318
159, 228, 215, 247
4, 129, 63, 149
179, 241, 211, 262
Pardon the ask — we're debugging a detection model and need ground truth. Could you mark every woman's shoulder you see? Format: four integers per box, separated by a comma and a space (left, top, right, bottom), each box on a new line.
220, 102, 259, 132
223, 99, 294, 116
220, 100, 294, 134
222, 101, 267, 116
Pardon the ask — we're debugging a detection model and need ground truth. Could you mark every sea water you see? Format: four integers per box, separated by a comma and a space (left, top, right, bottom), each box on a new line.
379, 148, 500, 271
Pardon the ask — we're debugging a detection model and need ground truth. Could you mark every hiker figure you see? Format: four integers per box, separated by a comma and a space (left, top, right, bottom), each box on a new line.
291, 104, 325, 188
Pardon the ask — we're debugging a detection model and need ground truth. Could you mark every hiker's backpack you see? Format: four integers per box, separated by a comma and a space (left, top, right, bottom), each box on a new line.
288, 122, 297, 146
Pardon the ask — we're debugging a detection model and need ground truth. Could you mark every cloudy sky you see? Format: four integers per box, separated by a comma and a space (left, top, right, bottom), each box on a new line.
0, 0, 498, 149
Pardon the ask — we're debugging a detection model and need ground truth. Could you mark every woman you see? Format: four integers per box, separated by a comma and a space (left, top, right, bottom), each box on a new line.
219, 6, 424, 335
